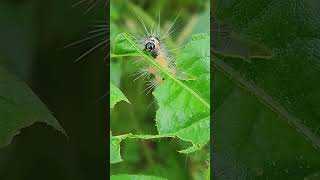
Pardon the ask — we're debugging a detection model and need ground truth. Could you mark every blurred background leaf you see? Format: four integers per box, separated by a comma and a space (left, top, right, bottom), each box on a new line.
0, 0, 107, 179
213, 0, 320, 179
0, 66, 65, 148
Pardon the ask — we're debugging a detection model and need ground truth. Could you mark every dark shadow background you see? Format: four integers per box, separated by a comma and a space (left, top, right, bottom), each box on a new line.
0, 0, 108, 179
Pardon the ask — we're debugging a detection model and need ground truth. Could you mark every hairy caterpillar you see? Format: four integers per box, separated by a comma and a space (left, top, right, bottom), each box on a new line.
132, 12, 180, 92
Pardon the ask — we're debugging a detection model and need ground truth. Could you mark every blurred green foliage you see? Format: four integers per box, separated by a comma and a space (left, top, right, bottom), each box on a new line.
0, 0, 107, 179
110, 0, 210, 179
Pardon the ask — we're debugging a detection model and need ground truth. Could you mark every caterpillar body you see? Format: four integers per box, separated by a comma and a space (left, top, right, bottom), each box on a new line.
133, 13, 179, 91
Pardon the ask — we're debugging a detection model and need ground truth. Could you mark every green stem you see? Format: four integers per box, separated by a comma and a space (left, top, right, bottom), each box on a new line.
111, 53, 141, 58
206, 163, 210, 180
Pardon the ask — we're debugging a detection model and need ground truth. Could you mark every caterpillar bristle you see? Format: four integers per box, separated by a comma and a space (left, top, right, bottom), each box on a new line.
131, 68, 150, 82
132, 11, 183, 94
88, 28, 108, 34
73, 0, 108, 14
74, 38, 108, 63
164, 11, 181, 37
146, 99, 156, 109
136, 13, 150, 35
132, 58, 148, 67
62, 20, 109, 63
141, 79, 157, 95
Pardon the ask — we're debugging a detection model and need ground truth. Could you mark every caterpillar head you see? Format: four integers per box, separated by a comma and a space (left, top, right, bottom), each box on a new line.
144, 36, 161, 58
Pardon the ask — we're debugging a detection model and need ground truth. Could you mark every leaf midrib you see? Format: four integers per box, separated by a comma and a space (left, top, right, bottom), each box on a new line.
214, 57, 320, 151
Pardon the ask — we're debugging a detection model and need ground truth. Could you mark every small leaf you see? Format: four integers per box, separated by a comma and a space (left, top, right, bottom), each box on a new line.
112, 34, 141, 57
0, 66, 66, 148
110, 82, 129, 109
110, 132, 125, 164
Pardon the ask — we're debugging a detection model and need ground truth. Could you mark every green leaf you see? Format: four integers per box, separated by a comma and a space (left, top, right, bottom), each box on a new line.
0, 66, 66, 148
109, 133, 173, 164
112, 33, 141, 58
110, 82, 130, 109
214, 0, 320, 178
111, 33, 210, 153
110, 174, 167, 180
110, 82, 129, 164
174, 117, 210, 153
153, 34, 210, 153
110, 132, 126, 164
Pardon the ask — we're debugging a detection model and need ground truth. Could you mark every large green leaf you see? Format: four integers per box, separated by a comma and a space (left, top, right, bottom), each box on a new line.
153, 34, 210, 153
214, 0, 320, 179
110, 174, 167, 180
110, 33, 210, 158
0, 66, 66, 148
